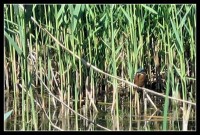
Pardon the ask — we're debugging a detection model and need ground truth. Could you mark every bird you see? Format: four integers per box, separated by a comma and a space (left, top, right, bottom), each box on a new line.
133, 68, 147, 114
134, 68, 147, 88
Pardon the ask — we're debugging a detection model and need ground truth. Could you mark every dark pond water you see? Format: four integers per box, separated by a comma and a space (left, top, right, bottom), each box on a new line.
4, 93, 196, 131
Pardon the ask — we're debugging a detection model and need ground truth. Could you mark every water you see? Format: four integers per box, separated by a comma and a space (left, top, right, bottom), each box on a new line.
4, 95, 196, 131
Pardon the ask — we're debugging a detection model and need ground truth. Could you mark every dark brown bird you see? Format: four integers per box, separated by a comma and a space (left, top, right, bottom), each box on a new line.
134, 68, 146, 88
133, 68, 147, 114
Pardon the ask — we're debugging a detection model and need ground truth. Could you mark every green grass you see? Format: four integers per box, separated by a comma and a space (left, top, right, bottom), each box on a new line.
4, 4, 196, 131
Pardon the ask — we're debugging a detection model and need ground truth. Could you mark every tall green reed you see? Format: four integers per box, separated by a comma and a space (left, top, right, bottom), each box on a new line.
4, 4, 196, 131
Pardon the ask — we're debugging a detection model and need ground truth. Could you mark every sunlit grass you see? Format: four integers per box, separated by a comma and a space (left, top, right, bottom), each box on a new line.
4, 4, 196, 131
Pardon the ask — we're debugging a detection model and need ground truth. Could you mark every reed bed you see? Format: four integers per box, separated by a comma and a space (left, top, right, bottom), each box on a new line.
4, 4, 196, 131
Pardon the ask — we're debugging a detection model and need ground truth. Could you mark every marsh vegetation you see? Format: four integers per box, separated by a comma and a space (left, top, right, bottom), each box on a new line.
4, 4, 196, 131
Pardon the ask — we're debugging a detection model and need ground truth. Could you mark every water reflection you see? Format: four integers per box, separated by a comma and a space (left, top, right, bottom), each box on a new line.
4, 93, 196, 131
